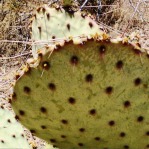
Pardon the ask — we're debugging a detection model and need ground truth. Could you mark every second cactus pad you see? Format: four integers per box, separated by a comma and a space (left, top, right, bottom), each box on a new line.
0, 107, 30, 148
11, 39, 149, 149
31, 5, 103, 58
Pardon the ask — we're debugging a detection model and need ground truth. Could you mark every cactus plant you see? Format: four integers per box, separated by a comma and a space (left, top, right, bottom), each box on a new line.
0, 107, 31, 148
11, 35, 149, 149
31, 5, 104, 58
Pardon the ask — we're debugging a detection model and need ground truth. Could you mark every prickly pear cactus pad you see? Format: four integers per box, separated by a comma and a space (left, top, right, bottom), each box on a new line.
11, 39, 149, 149
0, 107, 31, 148
31, 5, 104, 58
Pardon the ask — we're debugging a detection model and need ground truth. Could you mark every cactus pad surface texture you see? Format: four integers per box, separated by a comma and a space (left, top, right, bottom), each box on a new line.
0, 107, 31, 148
31, 5, 103, 58
11, 37, 149, 149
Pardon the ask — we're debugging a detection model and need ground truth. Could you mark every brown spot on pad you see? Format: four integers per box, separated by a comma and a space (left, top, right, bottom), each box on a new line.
70, 55, 79, 65
67, 24, 70, 31
46, 13, 50, 20
68, 97, 76, 104
124, 101, 131, 108
23, 86, 31, 94
12, 40, 149, 149
116, 60, 123, 69
120, 132, 126, 137
41, 125, 46, 129
61, 135, 66, 138
61, 119, 68, 124
40, 107, 47, 113
48, 83, 56, 91
79, 128, 85, 132
89, 22, 93, 28
19, 110, 25, 116
85, 74, 93, 82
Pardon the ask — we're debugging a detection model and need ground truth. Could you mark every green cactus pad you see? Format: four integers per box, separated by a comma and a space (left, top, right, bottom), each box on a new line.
31, 5, 104, 58
45, 143, 58, 149
12, 39, 149, 149
0, 107, 31, 148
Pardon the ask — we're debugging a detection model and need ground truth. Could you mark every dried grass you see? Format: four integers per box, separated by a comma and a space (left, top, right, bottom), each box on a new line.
0, 0, 149, 148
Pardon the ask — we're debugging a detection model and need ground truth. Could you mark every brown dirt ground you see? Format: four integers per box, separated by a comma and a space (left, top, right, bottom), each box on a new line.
0, 0, 149, 148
